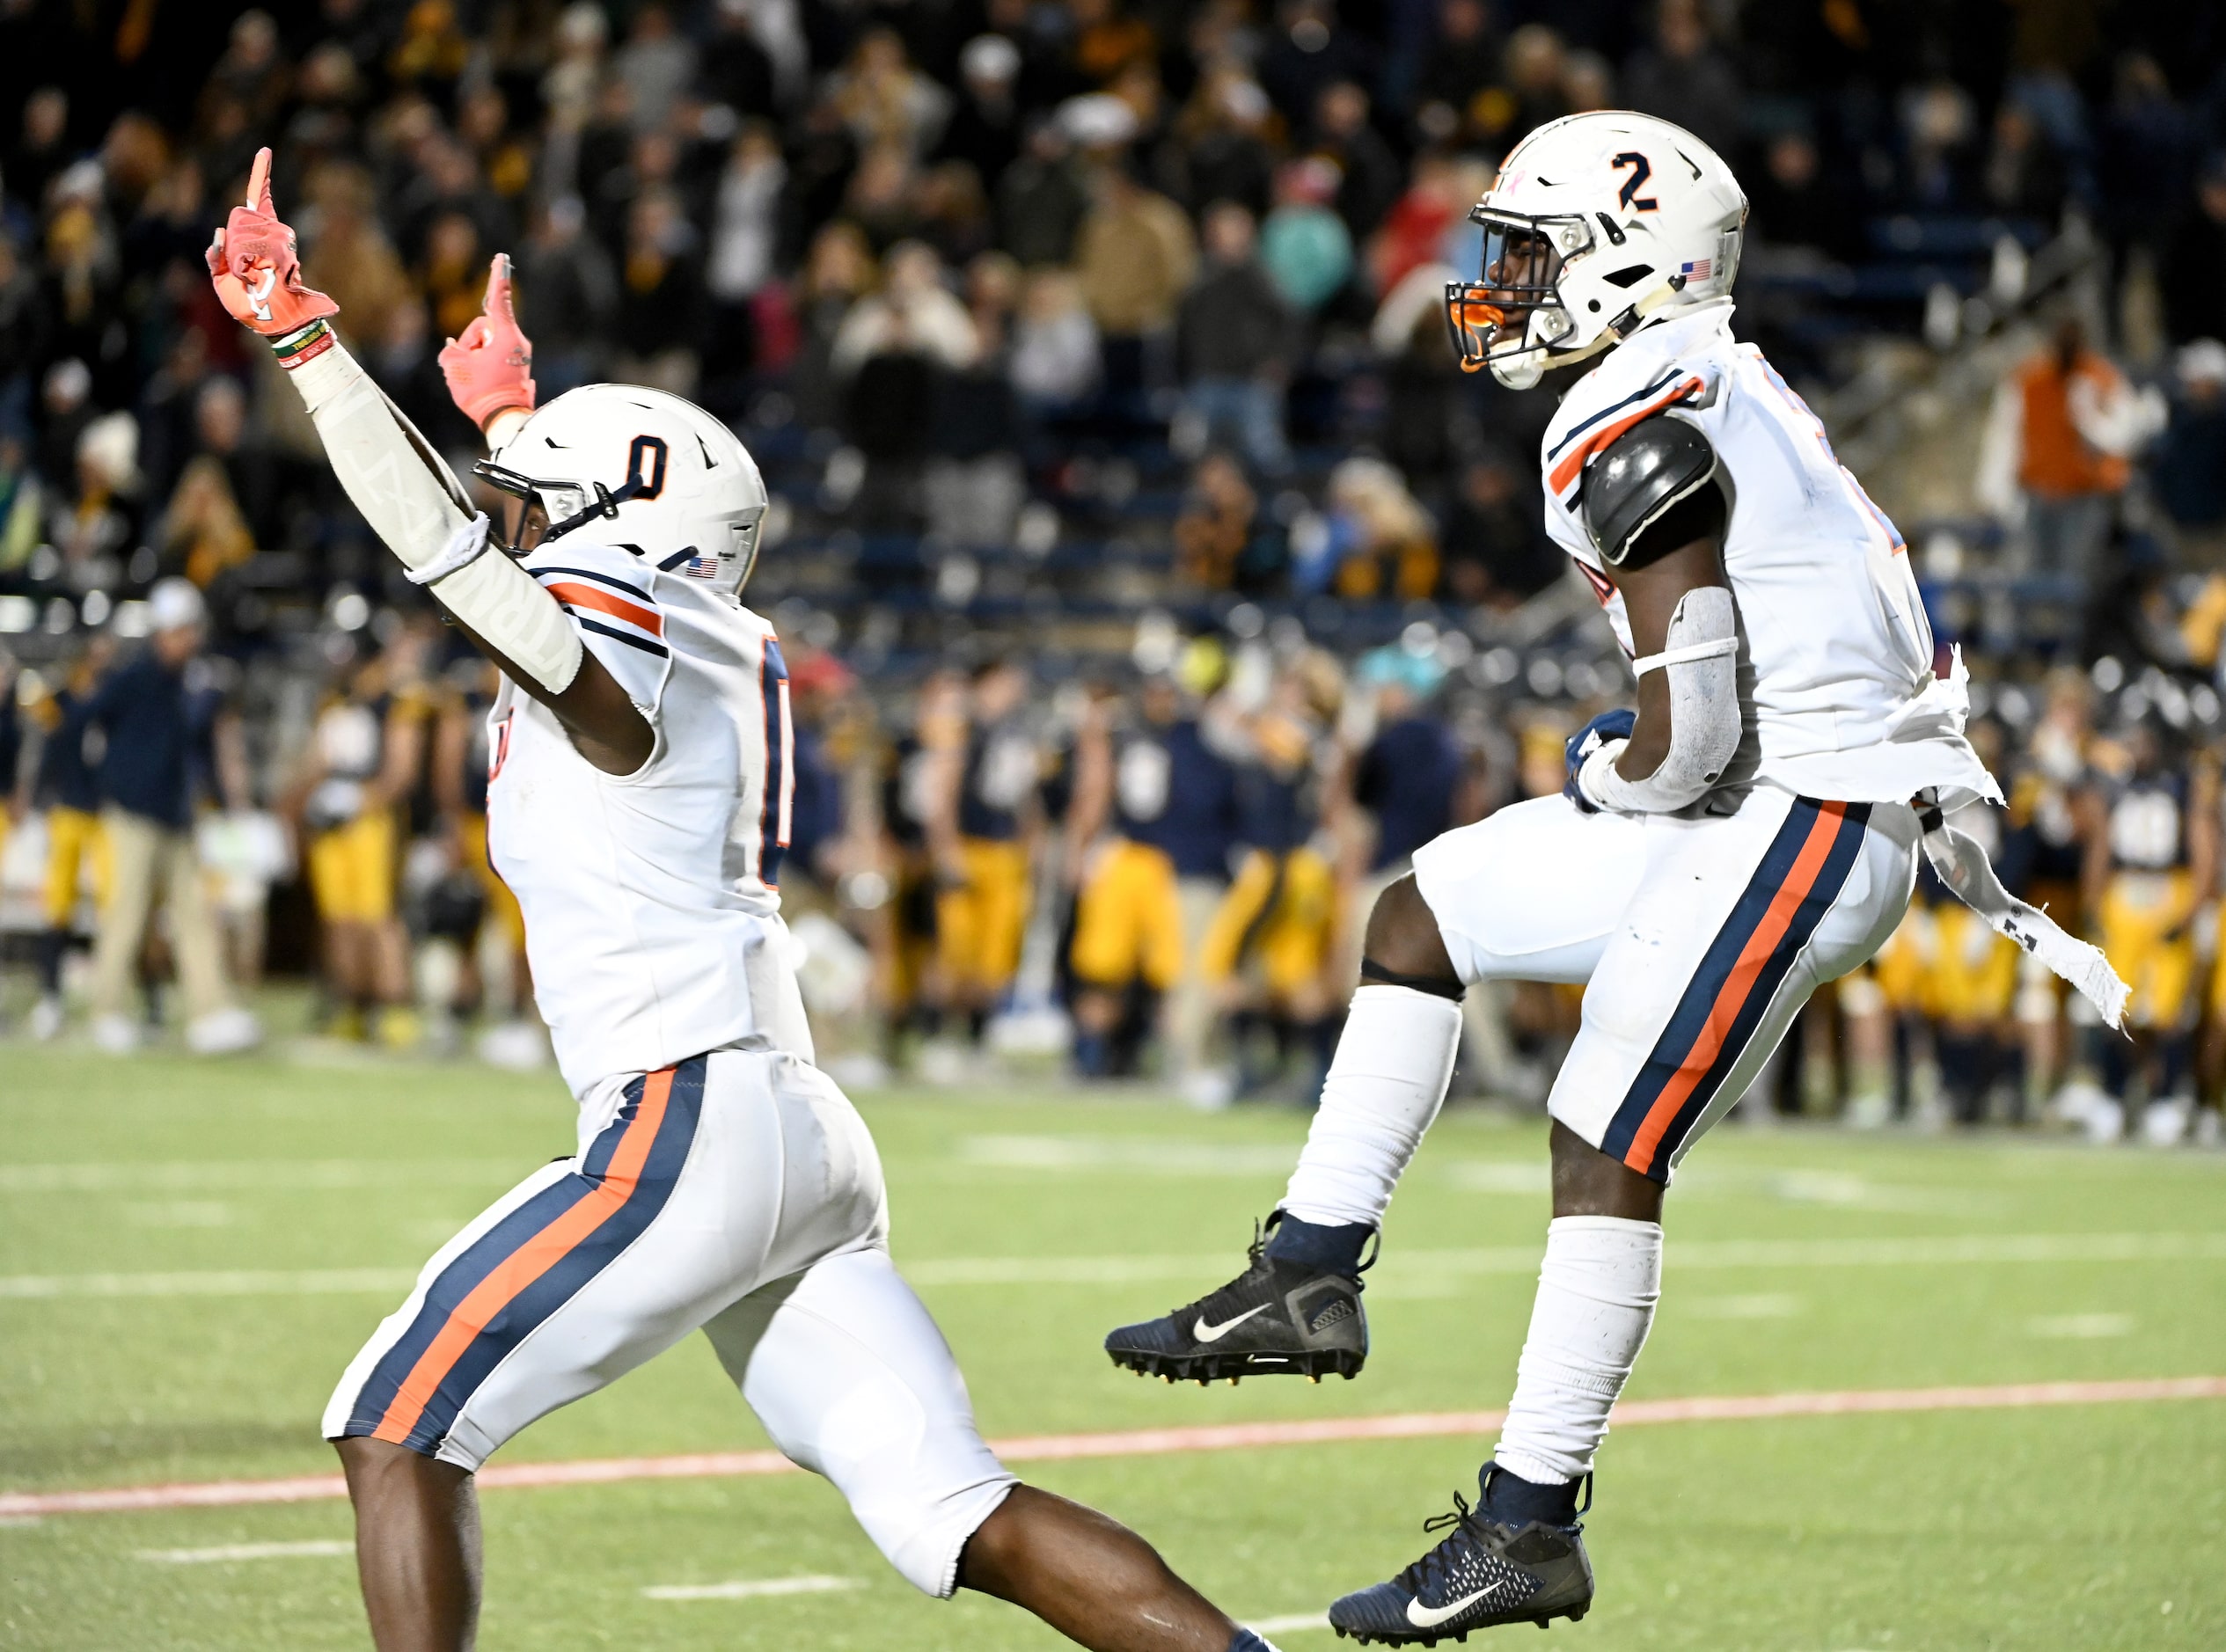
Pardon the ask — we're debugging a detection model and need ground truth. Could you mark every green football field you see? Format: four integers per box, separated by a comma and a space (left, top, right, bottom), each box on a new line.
3, 1041, 2222, 1651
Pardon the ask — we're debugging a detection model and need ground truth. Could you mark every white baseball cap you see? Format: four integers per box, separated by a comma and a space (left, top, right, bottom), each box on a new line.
961, 33, 1020, 84
2177, 338, 2226, 388
1058, 93, 1139, 149
148, 577, 208, 634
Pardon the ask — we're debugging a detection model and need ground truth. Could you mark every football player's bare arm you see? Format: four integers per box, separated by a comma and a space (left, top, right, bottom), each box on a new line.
431, 706, 470, 822
1062, 695, 1113, 878
442, 608, 652, 775
2075, 785, 2111, 930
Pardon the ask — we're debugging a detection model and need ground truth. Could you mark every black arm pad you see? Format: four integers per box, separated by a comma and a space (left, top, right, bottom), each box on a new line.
1580, 414, 1721, 568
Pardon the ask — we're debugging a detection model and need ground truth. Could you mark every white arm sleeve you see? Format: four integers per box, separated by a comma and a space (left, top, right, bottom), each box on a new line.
283, 339, 582, 696
1578, 585, 1741, 814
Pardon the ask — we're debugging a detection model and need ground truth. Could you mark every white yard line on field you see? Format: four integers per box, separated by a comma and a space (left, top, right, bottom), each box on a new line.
6, 1231, 2226, 1300
136, 1539, 353, 1563
1247, 1612, 1335, 1634
913, 1230, 2226, 1286
641, 1574, 861, 1601
7, 1376, 2222, 1520
0, 1268, 418, 1299
0, 1160, 523, 1194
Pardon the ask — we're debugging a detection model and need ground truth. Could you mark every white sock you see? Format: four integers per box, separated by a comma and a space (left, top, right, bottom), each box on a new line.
1493, 1216, 1663, 1486
1279, 985, 1462, 1229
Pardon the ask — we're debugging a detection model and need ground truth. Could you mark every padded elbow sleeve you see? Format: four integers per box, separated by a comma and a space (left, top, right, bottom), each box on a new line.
286, 339, 475, 569
286, 339, 581, 696
428, 533, 583, 696
1578, 586, 1740, 814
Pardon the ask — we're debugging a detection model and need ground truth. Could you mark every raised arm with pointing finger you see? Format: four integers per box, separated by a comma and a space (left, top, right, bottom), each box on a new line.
208, 149, 649, 775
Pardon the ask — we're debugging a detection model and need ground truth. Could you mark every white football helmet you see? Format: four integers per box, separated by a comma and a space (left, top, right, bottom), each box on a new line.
1446, 111, 1746, 389
476, 384, 770, 600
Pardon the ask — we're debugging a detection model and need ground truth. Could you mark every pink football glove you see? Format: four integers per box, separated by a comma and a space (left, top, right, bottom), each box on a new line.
439, 254, 537, 430
205, 149, 339, 340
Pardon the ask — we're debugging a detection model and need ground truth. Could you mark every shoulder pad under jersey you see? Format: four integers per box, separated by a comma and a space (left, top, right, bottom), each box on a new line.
1580, 414, 1719, 568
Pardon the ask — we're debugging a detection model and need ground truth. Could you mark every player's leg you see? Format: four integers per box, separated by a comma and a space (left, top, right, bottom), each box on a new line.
1105, 797, 1645, 1383
934, 845, 985, 1032
1070, 840, 1141, 1076
1264, 845, 1341, 1086
1325, 795, 1918, 1645
707, 1245, 1270, 1652
88, 807, 159, 1046
33, 808, 87, 1034
333, 1440, 480, 1651
1137, 846, 1187, 1071
326, 1053, 815, 1649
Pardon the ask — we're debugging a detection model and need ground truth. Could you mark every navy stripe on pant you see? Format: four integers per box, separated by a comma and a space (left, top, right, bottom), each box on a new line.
340, 1056, 707, 1454
1600, 800, 1871, 1181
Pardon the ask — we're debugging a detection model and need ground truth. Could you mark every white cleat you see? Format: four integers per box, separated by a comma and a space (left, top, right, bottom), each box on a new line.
186, 1007, 263, 1056
91, 1013, 141, 1056
2083, 1098, 2127, 1144
476, 1020, 550, 1071
915, 1039, 971, 1087
1844, 1090, 1893, 1130
1179, 1067, 1237, 1111
28, 996, 64, 1042
2194, 1108, 2223, 1150
2141, 1097, 2192, 1148
2050, 1079, 2108, 1131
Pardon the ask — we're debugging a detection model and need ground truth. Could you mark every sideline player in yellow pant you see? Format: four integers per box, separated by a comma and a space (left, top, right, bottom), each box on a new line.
288, 647, 434, 1047
19, 638, 116, 1037
2078, 721, 2217, 1139
925, 658, 1040, 1047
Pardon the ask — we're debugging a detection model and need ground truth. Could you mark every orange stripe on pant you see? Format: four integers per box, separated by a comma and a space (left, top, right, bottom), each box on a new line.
1621, 802, 1847, 1173
370, 1069, 676, 1445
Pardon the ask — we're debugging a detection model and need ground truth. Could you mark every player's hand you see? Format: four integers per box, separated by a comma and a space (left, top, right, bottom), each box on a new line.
205, 148, 339, 339
439, 254, 537, 430
1563, 708, 1637, 813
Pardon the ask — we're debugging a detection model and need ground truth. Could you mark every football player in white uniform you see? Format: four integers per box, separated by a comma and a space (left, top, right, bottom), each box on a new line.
1103, 113, 2128, 1641
210, 150, 1285, 1652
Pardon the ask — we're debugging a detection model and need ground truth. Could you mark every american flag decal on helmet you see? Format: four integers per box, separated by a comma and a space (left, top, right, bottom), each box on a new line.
1680, 258, 1712, 280
682, 552, 719, 580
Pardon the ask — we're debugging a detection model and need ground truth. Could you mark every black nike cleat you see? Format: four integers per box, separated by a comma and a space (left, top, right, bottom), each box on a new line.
1328, 1466, 1594, 1644
1102, 1214, 1369, 1384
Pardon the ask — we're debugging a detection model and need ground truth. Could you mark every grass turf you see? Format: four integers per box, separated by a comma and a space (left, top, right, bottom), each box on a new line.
2, 1040, 2222, 1648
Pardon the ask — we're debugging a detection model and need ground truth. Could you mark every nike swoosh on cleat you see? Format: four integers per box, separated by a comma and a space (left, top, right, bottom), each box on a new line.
1405, 1582, 1508, 1628
1191, 1304, 1271, 1341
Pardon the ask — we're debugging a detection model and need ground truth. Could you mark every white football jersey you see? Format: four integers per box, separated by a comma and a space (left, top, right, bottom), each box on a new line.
484, 537, 811, 1097
1542, 303, 1995, 805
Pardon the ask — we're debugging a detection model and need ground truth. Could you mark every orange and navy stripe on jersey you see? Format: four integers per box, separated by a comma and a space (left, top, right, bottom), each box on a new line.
1545, 366, 1708, 503
333, 1057, 706, 1456
531, 564, 669, 659
1601, 798, 1871, 1182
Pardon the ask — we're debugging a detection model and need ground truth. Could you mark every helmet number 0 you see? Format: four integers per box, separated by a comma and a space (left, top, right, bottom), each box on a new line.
1611, 152, 1658, 212
626, 435, 669, 501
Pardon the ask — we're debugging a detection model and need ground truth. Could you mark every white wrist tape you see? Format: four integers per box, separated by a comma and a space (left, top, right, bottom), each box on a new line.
405, 513, 494, 584
1579, 586, 1740, 814
284, 337, 581, 697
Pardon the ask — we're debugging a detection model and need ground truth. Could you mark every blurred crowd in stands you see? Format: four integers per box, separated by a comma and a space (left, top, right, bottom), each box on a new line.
4, 0, 2226, 1144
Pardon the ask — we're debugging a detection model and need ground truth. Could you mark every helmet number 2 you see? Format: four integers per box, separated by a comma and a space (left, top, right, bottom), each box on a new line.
626, 435, 669, 501
1611, 152, 1658, 212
